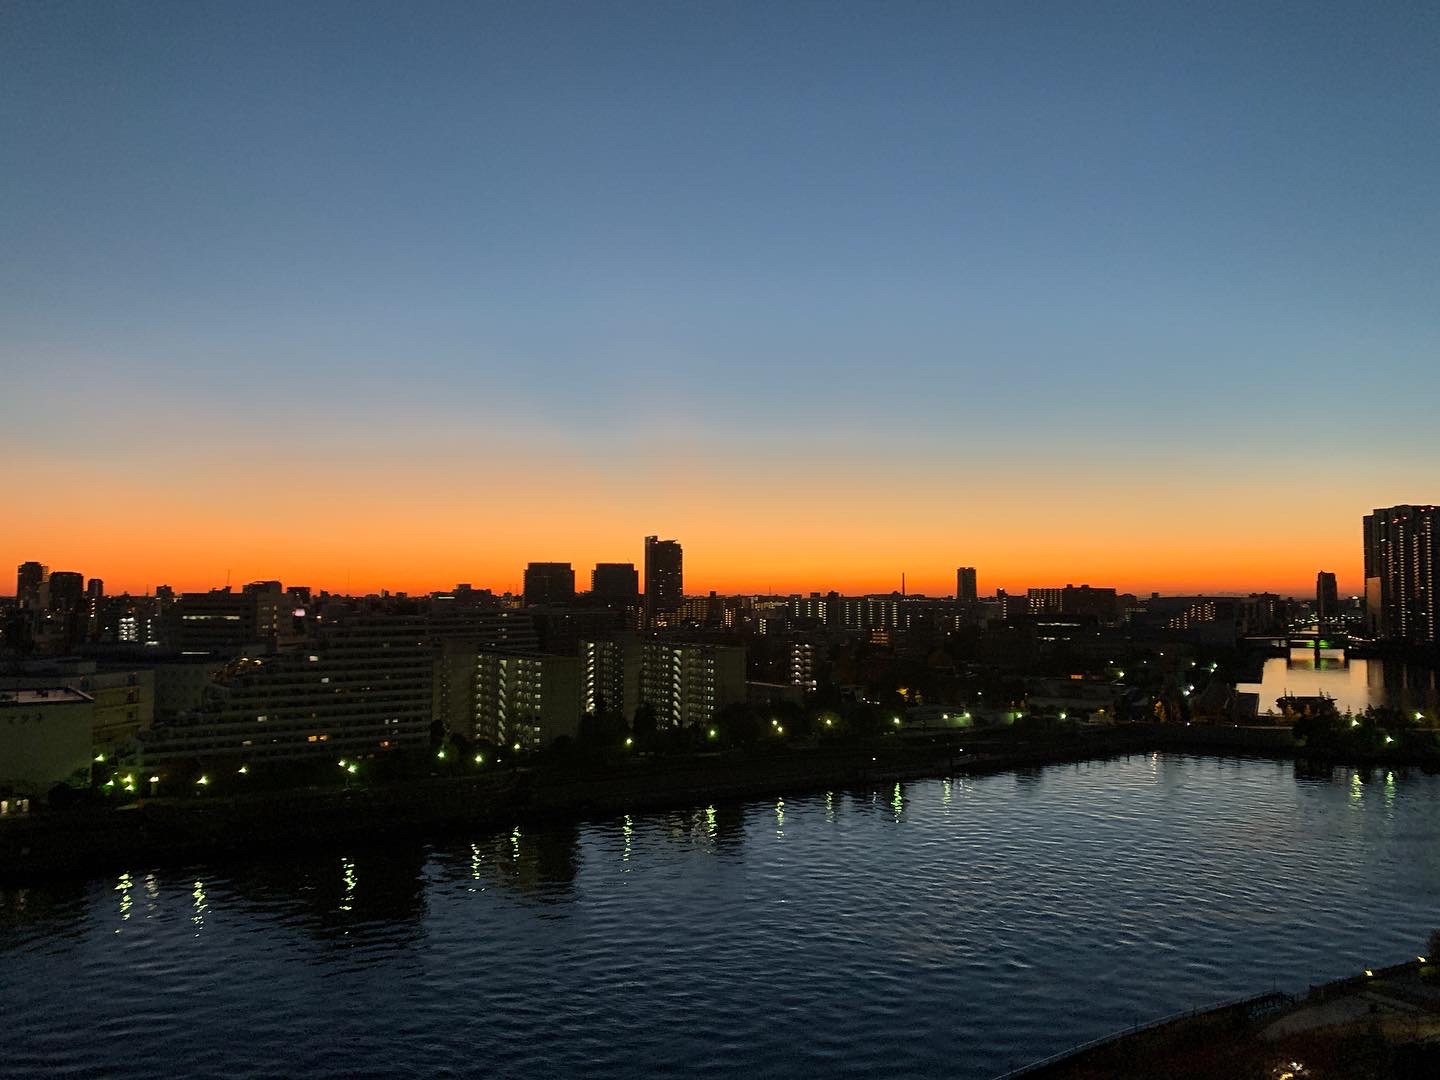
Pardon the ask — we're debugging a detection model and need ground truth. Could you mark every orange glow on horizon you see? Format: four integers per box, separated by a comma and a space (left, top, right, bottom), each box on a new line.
4, 433, 1380, 601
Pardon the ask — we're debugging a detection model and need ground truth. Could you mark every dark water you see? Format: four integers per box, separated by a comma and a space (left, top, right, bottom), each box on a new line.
4, 755, 1439, 1079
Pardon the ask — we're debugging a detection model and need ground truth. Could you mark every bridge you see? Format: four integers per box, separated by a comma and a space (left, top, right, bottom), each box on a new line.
1245, 625, 1349, 650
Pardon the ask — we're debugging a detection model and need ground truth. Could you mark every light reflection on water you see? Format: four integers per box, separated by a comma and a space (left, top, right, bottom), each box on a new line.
2, 755, 1440, 1080
1238, 651, 1440, 716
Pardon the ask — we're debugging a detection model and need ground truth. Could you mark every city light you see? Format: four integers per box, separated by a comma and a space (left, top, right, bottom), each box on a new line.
474, 753, 484, 765
196, 775, 209, 786
237, 765, 249, 775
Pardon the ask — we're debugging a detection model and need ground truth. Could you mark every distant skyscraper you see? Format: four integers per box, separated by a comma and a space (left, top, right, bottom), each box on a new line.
15, 561, 46, 609
1316, 571, 1339, 632
523, 562, 576, 606
956, 567, 977, 603
591, 562, 640, 607
644, 536, 683, 628
1363, 505, 1439, 647
44, 571, 85, 614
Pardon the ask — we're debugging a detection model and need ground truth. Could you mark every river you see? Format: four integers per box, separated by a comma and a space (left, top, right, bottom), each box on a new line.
1237, 650, 1440, 717
3, 755, 1439, 1079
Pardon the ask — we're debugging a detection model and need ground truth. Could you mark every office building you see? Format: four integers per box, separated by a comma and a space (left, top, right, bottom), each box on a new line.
643, 536, 683, 627
591, 563, 640, 607
1364, 505, 1440, 646
523, 562, 576, 606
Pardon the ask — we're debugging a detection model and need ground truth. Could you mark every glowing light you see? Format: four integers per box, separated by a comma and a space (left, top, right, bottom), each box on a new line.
347, 763, 358, 774
237, 765, 248, 775
708, 728, 717, 739
1365, 969, 1374, 977
512, 741, 521, 752
94, 753, 106, 763
338, 759, 348, 767
624, 737, 633, 747
195, 775, 209, 786
474, 753, 484, 764
148, 775, 160, 784
437, 748, 447, 760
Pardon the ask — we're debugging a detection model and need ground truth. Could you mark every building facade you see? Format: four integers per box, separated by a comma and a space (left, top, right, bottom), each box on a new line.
1364, 505, 1440, 647
643, 536, 683, 627
638, 641, 745, 729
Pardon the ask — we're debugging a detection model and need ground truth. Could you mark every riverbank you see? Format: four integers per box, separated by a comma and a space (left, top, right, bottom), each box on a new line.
3, 722, 1438, 884
0, 732, 1137, 882
1002, 958, 1440, 1079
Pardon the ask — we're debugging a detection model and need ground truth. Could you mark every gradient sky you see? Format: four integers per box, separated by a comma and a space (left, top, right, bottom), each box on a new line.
4, 1, 1438, 598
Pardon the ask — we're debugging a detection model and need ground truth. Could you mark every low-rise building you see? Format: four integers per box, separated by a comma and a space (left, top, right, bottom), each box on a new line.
0, 687, 94, 798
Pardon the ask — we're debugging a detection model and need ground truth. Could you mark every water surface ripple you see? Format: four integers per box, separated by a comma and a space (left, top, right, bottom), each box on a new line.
4, 754, 1439, 1079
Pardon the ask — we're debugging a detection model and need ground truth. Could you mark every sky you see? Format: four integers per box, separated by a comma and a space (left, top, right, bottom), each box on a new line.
3, 1, 1438, 598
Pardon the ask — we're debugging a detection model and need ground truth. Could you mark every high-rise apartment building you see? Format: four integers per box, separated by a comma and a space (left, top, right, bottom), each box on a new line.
956, 567, 978, 604
473, 650, 581, 750
15, 562, 47, 609
1316, 571, 1339, 631
523, 562, 576, 606
1363, 505, 1440, 647
643, 536, 683, 628
638, 641, 744, 729
579, 636, 642, 720
139, 612, 435, 764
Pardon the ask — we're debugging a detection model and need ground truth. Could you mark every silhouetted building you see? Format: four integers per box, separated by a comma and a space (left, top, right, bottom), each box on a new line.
1060, 584, 1119, 622
16, 561, 46, 610
523, 562, 576, 606
1316, 571, 1339, 631
957, 567, 977, 603
44, 571, 85, 615
162, 587, 289, 656
591, 563, 639, 607
1364, 505, 1440, 647
643, 536, 683, 627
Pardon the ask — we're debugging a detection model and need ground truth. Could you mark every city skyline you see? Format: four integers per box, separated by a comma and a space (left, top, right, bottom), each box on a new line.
5, 528, 1381, 601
